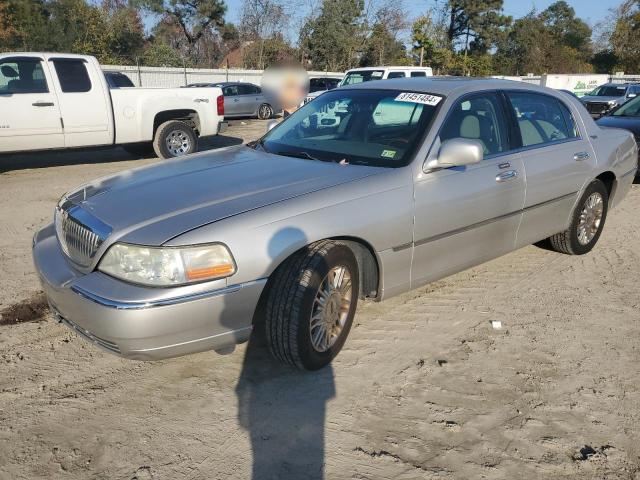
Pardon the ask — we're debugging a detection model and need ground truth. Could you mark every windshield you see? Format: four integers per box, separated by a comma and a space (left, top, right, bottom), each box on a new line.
589, 85, 627, 97
611, 95, 640, 117
340, 70, 385, 86
259, 89, 442, 167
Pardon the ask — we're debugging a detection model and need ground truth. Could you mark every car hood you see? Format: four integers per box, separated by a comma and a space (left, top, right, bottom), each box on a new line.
596, 115, 640, 136
581, 95, 623, 103
65, 146, 384, 246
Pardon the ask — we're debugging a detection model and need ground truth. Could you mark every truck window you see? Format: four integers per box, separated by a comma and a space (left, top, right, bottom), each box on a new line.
410, 71, 426, 77
51, 59, 92, 93
387, 72, 406, 79
0, 58, 49, 94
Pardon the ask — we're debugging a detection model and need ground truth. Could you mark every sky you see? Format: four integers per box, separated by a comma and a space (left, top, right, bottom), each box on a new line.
219, 0, 622, 38
139, 0, 624, 40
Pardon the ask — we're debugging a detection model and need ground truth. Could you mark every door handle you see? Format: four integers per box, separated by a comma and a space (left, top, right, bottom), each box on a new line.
234, 99, 239, 102
496, 170, 518, 182
574, 151, 590, 161
32, 101, 54, 107
194, 98, 209, 103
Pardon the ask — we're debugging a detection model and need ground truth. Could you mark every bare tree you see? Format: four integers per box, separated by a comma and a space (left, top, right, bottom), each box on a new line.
240, 0, 288, 69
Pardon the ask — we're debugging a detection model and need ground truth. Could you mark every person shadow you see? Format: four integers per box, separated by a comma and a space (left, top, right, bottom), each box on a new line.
235, 322, 335, 479
231, 227, 336, 479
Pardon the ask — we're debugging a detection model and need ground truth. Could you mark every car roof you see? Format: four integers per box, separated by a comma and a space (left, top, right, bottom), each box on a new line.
346, 66, 432, 71
340, 76, 555, 97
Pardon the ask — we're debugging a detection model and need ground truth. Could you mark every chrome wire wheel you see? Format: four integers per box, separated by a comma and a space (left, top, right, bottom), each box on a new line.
309, 265, 352, 353
165, 129, 192, 156
577, 192, 604, 245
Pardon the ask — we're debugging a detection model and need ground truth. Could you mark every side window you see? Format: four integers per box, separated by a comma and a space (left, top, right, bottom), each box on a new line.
223, 85, 239, 96
387, 71, 406, 79
51, 59, 91, 93
237, 84, 255, 95
558, 101, 579, 139
507, 92, 573, 147
439, 93, 508, 156
410, 71, 426, 77
0, 58, 49, 94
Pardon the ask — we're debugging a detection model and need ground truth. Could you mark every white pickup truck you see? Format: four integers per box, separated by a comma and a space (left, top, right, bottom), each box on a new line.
0, 53, 225, 159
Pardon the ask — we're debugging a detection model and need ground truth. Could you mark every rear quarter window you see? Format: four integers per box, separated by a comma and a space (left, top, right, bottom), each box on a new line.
52, 59, 92, 93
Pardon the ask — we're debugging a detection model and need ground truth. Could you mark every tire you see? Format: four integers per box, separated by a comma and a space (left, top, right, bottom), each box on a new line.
265, 240, 359, 370
257, 103, 273, 120
548, 179, 609, 255
122, 142, 153, 158
152, 120, 198, 159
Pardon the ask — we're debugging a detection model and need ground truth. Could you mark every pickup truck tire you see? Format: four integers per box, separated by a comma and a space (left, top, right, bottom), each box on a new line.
153, 120, 198, 159
549, 179, 609, 255
257, 104, 274, 120
122, 142, 153, 158
264, 240, 359, 370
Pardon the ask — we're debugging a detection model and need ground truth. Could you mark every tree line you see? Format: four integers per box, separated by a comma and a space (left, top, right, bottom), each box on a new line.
0, 0, 639, 74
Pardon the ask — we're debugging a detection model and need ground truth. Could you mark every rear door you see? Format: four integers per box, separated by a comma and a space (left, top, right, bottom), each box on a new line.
412, 92, 526, 287
49, 57, 111, 148
504, 91, 597, 247
236, 84, 261, 115
0, 56, 64, 152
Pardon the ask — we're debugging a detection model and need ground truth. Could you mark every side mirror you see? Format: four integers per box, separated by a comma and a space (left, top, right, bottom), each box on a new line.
266, 119, 278, 132
425, 138, 484, 170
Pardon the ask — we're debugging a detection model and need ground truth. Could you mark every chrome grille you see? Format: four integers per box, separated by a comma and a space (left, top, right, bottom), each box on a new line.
55, 205, 110, 267
585, 102, 608, 114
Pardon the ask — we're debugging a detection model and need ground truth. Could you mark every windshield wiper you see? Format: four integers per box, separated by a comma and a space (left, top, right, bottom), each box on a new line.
274, 150, 336, 163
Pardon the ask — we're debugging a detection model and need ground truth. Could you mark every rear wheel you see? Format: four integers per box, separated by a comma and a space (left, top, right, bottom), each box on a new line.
257, 103, 273, 120
264, 240, 359, 370
548, 179, 609, 255
153, 120, 198, 159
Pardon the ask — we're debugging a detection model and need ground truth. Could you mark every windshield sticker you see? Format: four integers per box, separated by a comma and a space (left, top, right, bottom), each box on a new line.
395, 92, 442, 106
381, 149, 396, 158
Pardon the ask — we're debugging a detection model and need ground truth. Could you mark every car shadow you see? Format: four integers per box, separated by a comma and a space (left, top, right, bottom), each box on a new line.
0, 134, 244, 173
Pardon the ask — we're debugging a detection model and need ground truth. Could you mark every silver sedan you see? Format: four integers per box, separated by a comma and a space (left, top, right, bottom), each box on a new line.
33, 78, 638, 370
187, 82, 277, 119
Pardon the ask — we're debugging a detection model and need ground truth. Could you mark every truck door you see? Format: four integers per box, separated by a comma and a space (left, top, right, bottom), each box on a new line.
48, 57, 111, 148
0, 56, 64, 152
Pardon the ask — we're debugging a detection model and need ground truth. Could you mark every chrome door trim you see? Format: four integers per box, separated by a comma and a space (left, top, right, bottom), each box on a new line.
393, 191, 578, 251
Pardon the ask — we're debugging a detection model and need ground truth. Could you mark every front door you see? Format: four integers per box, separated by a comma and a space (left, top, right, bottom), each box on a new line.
411, 92, 526, 288
223, 85, 241, 116
0, 56, 64, 152
504, 91, 597, 247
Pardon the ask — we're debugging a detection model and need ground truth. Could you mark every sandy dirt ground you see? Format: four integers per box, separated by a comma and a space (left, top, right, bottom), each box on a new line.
0, 119, 639, 480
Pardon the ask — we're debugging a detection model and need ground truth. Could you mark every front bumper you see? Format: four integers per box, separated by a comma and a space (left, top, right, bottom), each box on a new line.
32, 224, 266, 360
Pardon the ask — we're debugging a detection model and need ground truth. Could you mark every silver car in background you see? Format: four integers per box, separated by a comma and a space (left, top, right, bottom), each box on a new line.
187, 81, 277, 119
581, 82, 640, 118
33, 78, 638, 370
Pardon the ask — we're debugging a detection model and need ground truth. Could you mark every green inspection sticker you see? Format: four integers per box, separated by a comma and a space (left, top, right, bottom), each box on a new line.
381, 149, 396, 158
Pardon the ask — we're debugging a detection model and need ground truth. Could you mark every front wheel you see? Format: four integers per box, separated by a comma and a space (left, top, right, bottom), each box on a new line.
153, 120, 198, 159
265, 240, 359, 370
548, 179, 609, 255
257, 103, 273, 120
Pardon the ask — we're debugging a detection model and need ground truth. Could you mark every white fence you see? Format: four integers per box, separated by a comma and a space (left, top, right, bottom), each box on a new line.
101, 65, 343, 88
101, 65, 640, 94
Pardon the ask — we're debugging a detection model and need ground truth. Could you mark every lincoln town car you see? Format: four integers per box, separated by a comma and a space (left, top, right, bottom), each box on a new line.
33, 78, 638, 370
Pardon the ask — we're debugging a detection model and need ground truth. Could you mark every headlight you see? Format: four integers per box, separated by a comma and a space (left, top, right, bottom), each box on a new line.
608, 100, 618, 106
98, 243, 236, 287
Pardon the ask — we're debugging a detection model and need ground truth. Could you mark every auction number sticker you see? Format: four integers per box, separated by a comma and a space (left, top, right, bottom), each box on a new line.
395, 92, 442, 106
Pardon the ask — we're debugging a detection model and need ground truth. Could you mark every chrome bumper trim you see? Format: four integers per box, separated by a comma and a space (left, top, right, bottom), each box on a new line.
70, 279, 266, 310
